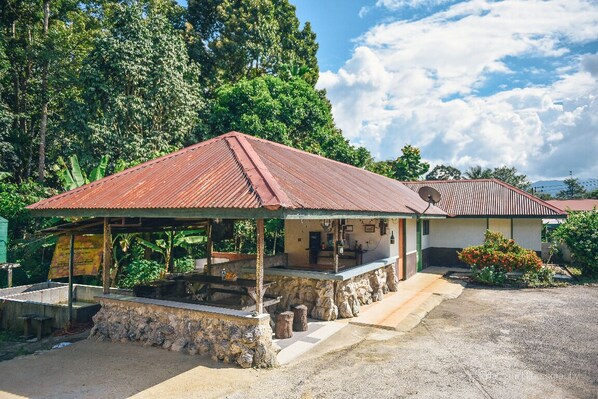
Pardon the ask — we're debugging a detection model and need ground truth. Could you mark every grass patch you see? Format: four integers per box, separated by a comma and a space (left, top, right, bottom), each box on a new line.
0, 330, 23, 343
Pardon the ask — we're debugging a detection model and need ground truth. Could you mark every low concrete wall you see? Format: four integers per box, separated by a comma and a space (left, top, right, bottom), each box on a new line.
90, 295, 278, 368
422, 247, 542, 267
0, 284, 131, 333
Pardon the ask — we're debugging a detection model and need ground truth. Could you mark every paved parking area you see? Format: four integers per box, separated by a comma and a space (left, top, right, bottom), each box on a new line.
0, 284, 596, 399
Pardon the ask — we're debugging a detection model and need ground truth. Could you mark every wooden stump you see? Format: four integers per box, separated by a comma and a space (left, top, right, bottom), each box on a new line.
275, 311, 294, 339
292, 305, 308, 332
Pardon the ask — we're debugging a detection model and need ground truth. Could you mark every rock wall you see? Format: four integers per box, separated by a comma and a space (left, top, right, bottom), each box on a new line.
264, 265, 399, 321
89, 297, 279, 369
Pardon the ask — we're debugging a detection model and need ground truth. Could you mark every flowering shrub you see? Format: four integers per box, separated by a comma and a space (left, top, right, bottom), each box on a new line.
458, 231, 543, 274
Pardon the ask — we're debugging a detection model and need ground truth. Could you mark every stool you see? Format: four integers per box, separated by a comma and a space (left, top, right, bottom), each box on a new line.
33, 316, 53, 340
18, 314, 36, 339
292, 305, 308, 332
275, 311, 294, 339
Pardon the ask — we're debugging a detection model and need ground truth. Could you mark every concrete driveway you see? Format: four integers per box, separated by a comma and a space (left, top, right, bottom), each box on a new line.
0, 284, 596, 399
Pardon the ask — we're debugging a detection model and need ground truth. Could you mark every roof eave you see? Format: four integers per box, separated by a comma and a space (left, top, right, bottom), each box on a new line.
28, 207, 442, 220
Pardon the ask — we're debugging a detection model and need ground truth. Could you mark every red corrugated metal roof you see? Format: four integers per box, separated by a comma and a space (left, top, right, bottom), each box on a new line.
548, 199, 598, 212
28, 132, 445, 218
403, 179, 566, 217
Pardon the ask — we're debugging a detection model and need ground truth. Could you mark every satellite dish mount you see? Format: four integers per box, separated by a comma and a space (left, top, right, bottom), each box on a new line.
418, 186, 442, 214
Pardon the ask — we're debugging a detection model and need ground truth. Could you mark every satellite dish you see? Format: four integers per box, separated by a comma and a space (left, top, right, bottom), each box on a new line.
418, 186, 442, 204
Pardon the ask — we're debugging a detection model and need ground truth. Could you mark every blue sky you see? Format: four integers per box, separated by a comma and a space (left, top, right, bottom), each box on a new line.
293, 0, 598, 180
180, 0, 598, 180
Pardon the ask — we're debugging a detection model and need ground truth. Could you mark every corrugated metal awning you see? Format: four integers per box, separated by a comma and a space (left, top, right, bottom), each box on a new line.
28, 132, 446, 219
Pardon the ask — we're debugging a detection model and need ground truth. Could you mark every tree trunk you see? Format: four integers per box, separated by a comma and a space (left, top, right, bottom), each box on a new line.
37, 0, 50, 183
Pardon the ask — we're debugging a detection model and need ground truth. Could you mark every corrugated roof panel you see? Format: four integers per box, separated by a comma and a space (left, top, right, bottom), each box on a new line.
403, 180, 566, 217
28, 132, 446, 217
250, 139, 441, 214
548, 199, 598, 212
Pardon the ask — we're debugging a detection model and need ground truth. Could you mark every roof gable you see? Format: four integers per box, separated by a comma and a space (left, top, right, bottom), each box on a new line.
28, 132, 445, 218
403, 179, 566, 218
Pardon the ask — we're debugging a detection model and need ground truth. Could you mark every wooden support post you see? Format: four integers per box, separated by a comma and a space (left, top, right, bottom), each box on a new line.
7, 266, 13, 288
333, 220, 339, 274
168, 230, 174, 273
255, 218, 264, 314
68, 234, 75, 324
102, 218, 111, 294
206, 219, 213, 276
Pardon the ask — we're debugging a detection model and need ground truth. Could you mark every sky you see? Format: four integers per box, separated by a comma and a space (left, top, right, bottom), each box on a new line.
291, 0, 598, 180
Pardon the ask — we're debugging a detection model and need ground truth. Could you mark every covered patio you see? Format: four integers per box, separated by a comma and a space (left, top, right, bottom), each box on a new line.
27, 131, 445, 367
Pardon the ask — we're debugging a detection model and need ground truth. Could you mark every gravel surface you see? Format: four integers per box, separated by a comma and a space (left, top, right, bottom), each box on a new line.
0, 285, 595, 399
229, 285, 598, 399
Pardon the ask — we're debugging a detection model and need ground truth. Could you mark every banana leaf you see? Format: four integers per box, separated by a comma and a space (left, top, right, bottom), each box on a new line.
137, 237, 164, 253
89, 155, 110, 182
69, 155, 87, 187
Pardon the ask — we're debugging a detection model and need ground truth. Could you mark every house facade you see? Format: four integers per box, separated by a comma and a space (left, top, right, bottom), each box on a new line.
403, 180, 566, 267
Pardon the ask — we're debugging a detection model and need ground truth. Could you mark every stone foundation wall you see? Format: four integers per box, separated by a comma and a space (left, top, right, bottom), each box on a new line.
263, 265, 399, 321
89, 297, 278, 368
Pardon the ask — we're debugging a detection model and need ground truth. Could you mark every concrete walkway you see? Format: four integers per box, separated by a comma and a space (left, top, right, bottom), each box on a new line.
350, 267, 466, 331
275, 267, 465, 364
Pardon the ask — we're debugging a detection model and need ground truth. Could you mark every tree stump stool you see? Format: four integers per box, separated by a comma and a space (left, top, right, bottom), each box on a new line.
292, 305, 308, 332
275, 311, 294, 339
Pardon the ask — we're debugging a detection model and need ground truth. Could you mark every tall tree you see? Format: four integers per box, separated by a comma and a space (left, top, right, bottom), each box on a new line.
426, 165, 462, 180
369, 145, 430, 181
464, 165, 529, 190
187, 0, 319, 88
464, 165, 492, 179
207, 75, 371, 167
556, 177, 586, 199
490, 166, 530, 190
37, 0, 50, 182
0, 38, 17, 173
0, 0, 103, 183
78, 0, 203, 164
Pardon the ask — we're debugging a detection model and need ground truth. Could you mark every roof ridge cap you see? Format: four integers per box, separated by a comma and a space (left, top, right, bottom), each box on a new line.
239, 131, 411, 183
224, 134, 293, 210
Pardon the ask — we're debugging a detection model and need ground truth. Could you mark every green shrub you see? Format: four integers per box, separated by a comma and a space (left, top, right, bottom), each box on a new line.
553, 209, 598, 276
472, 265, 506, 285
458, 230, 542, 274
522, 267, 555, 287
174, 257, 195, 273
118, 259, 163, 288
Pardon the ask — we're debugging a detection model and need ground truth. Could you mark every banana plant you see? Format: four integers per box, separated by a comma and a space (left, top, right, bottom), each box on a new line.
137, 230, 206, 275
54, 154, 109, 191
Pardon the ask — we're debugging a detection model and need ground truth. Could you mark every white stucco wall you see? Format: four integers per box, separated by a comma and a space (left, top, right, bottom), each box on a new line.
427, 218, 542, 251
422, 222, 431, 250
284, 218, 400, 266
513, 219, 542, 252
488, 218, 512, 238
405, 218, 417, 256
284, 219, 319, 266
428, 218, 487, 248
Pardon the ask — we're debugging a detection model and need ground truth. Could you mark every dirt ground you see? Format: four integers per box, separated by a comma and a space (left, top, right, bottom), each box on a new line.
0, 284, 596, 399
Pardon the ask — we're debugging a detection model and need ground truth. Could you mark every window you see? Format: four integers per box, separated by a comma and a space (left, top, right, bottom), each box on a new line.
423, 220, 430, 236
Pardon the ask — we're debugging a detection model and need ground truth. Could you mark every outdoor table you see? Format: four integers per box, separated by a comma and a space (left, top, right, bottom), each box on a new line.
182, 274, 276, 308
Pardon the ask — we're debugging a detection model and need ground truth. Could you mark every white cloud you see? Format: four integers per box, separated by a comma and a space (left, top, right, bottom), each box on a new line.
318, 0, 598, 179
376, 0, 455, 11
